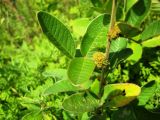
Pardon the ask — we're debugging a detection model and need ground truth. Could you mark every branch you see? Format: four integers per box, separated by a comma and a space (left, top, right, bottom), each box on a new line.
99, 0, 117, 98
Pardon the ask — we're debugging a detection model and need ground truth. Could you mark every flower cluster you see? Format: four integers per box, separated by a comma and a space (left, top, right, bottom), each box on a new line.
108, 25, 121, 39
93, 52, 106, 68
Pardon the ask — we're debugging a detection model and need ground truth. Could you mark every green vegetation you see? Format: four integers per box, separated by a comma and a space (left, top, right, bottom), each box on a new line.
0, 0, 160, 120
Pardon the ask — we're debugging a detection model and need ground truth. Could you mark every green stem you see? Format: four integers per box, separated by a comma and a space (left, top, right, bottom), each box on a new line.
99, 0, 117, 98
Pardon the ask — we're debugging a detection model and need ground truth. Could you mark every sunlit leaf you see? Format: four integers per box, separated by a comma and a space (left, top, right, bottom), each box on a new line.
142, 35, 160, 48
42, 69, 67, 81
43, 80, 79, 96
141, 20, 160, 40
62, 93, 99, 113
80, 14, 110, 57
102, 83, 141, 108
138, 81, 157, 106
22, 110, 42, 120
68, 58, 95, 85
70, 18, 90, 37
127, 42, 142, 64
38, 11, 76, 58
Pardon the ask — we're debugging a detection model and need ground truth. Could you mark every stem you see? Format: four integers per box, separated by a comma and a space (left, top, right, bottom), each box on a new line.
99, 0, 117, 98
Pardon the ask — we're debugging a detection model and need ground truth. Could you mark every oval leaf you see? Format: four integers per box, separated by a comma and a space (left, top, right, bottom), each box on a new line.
109, 37, 128, 60
62, 93, 99, 114
126, 0, 138, 13
117, 22, 141, 37
127, 41, 142, 64
68, 58, 95, 85
109, 37, 132, 68
102, 83, 141, 108
42, 69, 67, 81
80, 14, 110, 57
141, 20, 160, 41
142, 35, 160, 48
125, 0, 151, 27
138, 81, 157, 106
37, 11, 76, 58
43, 80, 79, 96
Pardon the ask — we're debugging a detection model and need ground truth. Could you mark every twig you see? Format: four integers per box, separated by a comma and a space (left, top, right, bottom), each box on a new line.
99, 0, 117, 98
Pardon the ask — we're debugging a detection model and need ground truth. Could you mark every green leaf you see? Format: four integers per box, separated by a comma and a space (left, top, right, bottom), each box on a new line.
101, 83, 141, 108
110, 48, 133, 69
111, 106, 137, 120
127, 42, 142, 64
80, 14, 110, 57
90, 0, 103, 8
110, 37, 128, 61
142, 35, 160, 48
37, 11, 76, 58
42, 69, 67, 81
62, 93, 99, 114
43, 80, 79, 96
22, 110, 42, 120
70, 18, 90, 37
126, 0, 138, 13
68, 58, 95, 85
117, 22, 141, 37
138, 81, 157, 106
141, 20, 160, 40
109, 38, 128, 53
125, 0, 151, 27
109, 38, 133, 68
90, 79, 100, 96
111, 105, 160, 120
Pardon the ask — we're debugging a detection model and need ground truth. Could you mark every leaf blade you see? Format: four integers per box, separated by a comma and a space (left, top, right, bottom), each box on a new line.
80, 14, 110, 57
62, 93, 99, 114
37, 11, 76, 58
68, 58, 95, 85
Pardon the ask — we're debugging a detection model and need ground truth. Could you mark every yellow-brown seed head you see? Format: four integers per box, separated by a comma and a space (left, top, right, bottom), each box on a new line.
108, 25, 121, 39
93, 52, 105, 68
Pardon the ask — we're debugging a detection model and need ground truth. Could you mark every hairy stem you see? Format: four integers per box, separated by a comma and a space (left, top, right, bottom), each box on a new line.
99, 0, 117, 98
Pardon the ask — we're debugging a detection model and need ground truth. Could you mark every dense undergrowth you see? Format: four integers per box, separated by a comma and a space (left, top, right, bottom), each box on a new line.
0, 0, 160, 119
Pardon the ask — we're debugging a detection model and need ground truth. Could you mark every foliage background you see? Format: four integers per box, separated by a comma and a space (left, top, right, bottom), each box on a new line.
0, 0, 160, 119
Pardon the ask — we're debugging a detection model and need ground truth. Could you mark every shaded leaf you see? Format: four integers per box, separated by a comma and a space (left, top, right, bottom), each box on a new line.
126, 0, 138, 13
80, 14, 110, 57
110, 48, 133, 68
109, 37, 128, 61
68, 58, 95, 85
37, 11, 76, 58
125, 0, 151, 27
90, 0, 103, 8
109, 38, 133, 68
62, 93, 99, 114
111, 105, 160, 120
117, 22, 141, 37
